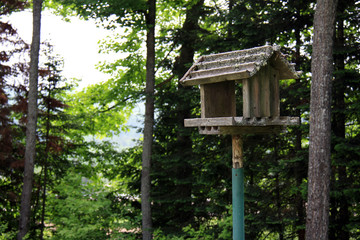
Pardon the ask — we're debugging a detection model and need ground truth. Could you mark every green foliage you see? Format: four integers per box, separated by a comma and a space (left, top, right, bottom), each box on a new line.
2, 0, 360, 239
47, 142, 143, 239
0, 223, 17, 240
64, 85, 133, 138
49, 170, 114, 239
49, 0, 147, 28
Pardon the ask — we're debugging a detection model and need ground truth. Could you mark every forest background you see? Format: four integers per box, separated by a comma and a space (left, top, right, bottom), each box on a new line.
1, 0, 360, 239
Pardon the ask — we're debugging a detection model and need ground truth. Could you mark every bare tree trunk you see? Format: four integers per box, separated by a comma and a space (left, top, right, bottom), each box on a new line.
17, 0, 42, 239
305, 0, 338, 239
173, 0, 204, 226
141, 0, 156, 239
40, 85, 52, 240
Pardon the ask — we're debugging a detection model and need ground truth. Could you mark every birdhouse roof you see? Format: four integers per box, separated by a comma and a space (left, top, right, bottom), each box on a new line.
180, 45, 300, 86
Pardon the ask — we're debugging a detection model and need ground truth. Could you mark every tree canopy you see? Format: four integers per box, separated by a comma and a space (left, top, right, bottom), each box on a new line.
1, 0, 360, 239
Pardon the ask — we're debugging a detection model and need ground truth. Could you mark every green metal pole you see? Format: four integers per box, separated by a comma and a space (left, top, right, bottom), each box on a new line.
232, 135, 244, 240
232, 168, 244, 240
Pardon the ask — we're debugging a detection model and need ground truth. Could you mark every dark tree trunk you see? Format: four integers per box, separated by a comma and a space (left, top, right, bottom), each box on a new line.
17, 0, 42, 239
276, 175, 284, 240
329, 5, 350, 239
40, 87, 52, 240
173, 0, 204, 226
305, 0, 338, 239
141, 0, 156, 239
294, 8, 306, 240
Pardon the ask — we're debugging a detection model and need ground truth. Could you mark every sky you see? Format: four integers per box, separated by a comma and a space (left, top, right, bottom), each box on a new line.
5, 10, 114, 89
4, 10, 142, 149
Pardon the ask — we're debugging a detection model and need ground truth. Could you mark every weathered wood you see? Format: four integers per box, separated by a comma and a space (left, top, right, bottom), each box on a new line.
185, 116, 299, 127
242, 65, 278, 118
199, 126, 285, 135
232, 135, 243, 168
270, 67, 280, 117
269, 52, 299, 80
260, 65, 271, 117
252, 73, 261, 117
181, 56, 204, 84
242, 78, 251, 118
182, 70, 251, 86
200, 81, 236, 118
180, 45, 300, 87
186, 117, 235, 126
181, 45, 301, 136
190, 63, 256, 79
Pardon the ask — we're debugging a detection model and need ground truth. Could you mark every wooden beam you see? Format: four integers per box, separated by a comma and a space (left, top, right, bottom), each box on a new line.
184, 116, 300, 127
181, 70, 251, 86
198, 126, 285, 135
232, 135, 243, 168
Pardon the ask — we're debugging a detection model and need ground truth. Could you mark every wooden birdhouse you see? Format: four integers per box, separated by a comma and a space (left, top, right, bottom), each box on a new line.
180, 45, 300, 135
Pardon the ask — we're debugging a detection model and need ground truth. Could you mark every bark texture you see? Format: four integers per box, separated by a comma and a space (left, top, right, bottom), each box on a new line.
17, 0, 42, 239
305, 0, 338, 239
141, 0, 156, 239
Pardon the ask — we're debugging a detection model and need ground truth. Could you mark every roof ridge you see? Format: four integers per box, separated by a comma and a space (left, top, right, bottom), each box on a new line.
201, 45, 277, 62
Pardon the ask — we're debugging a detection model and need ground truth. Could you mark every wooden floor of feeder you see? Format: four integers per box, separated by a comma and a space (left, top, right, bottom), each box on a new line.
184, 116, 299, 135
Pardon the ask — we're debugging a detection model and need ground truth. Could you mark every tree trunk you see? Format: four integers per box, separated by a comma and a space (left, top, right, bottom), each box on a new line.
17, 0, 42, 239
329, 5, 350, 239
305, 0, 338, 239
173, 0, 204, 226
141, 0, 156, 239
294, 9, 306, 240
40, 86, 52, 240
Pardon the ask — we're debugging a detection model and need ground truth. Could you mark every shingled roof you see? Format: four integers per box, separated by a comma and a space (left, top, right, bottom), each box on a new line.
180, 45, 300, 86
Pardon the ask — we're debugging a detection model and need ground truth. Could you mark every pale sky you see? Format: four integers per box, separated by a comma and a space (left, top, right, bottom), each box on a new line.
4, 10, 115, 89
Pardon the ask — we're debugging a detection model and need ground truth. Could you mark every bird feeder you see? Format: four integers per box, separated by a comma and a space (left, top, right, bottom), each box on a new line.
180, 45, 300, 240
180, 45, 300, 135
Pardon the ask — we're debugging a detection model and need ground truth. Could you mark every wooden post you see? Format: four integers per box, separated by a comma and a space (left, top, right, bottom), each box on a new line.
232, 135, 243, 168
232, 135, 245, 240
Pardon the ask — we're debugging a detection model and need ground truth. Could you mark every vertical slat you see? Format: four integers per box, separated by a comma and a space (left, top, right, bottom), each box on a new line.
271, 68, 280, 117
200, 85, 206, 118
242, 79, 251, 118
252, 75, 261, 117
229, 81, 237, 117
260, 66, 271, 117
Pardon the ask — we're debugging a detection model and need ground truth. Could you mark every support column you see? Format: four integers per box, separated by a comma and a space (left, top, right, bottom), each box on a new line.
232, 135, 245, 240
